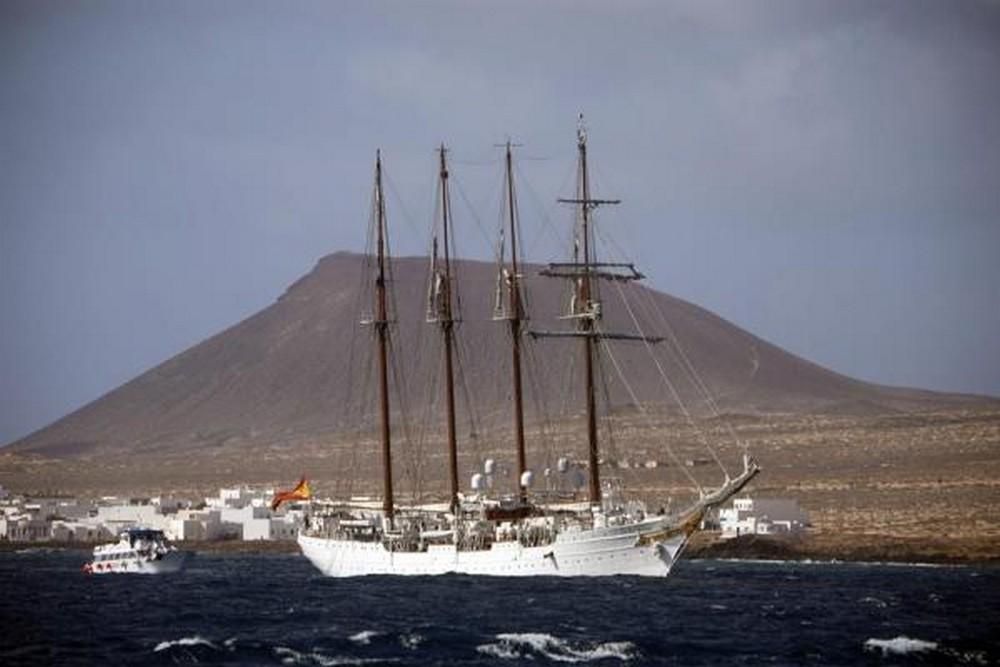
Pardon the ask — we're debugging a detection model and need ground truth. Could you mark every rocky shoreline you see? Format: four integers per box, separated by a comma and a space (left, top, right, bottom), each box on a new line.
4, 532, 998, 565
684, 532, 1000, 565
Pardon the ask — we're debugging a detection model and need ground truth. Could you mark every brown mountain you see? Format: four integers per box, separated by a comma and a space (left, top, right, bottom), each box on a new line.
6, 251, 992, 461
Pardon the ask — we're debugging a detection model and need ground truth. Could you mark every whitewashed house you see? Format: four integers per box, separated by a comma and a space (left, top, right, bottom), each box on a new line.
207, 486, 275, 510
165, 509, 227, 541
719, 497, 809, 539
92, 501, 164, 532
3, 515, 51, 541
152, 495, 190, 513
218, 505, 300, 540
50, 520, 112, 542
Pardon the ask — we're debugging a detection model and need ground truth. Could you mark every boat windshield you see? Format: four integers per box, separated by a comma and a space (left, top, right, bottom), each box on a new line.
126, 529, 165, 543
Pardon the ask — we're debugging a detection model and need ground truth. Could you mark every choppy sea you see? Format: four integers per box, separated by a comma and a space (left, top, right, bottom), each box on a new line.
1, 549, 998, 666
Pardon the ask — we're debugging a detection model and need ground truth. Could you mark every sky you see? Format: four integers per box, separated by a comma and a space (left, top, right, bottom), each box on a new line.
1, 0, 998, 446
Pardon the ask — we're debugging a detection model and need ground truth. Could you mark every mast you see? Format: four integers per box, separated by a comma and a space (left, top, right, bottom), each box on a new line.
575, 125, 602, 505
433, 144, 461, 514
503, 141, 528, 501
532, 117, 656, 508
373, 150, 393, 524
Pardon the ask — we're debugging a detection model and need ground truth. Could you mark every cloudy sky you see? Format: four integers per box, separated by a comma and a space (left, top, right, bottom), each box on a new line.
2, 0, 998, 445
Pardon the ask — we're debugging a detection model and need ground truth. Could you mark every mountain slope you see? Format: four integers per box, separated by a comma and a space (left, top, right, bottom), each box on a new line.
7, 252, 991, 459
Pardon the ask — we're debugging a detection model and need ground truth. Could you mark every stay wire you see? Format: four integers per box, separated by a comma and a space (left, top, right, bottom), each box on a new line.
597, 323, 703, 492
597, 229, 749, 457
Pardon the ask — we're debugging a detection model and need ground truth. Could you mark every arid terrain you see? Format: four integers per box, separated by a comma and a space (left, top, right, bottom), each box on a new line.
3, 406, 998, 562
2, 253, 998, 562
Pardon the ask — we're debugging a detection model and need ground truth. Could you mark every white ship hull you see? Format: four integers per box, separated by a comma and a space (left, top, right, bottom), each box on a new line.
298, 516, 687, 578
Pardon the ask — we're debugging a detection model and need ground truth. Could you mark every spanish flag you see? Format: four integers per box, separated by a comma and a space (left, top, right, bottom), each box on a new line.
271, 476, 312, 511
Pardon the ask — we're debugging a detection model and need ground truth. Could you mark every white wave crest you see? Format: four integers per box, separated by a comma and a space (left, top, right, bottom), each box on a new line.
399, 632, 424, 650
859, 596, 888, 608
864, 636, 938, 656
153, 635, 219, 652
274, 646, 387, 666
476, 633, 637, 663
477, 642, 523, 660
864, 638, 989, 664
348, 630, 379, 645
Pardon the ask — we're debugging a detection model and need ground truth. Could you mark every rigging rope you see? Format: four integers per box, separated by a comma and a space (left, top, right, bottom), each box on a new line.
451, 171, 502, 268
514, 159, 577, 262
593, 227, 740, 476
606, 273, 730, 482
597, 229, 750, 457
597, 325, 704, 492
413, 340, 444, 501
453, 332, 484, 455
339, 195, 383, 499
635, 284, 750, 457
522, 338, 558, 475
595, 341, 615, 464
383, 169, 433, 253
577, 213, 722, 486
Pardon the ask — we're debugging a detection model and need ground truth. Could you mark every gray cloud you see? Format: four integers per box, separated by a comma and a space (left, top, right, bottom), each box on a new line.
1, 0, 998, 444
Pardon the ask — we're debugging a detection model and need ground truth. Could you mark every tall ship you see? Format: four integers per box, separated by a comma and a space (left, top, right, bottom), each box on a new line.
298, 121, 759, 577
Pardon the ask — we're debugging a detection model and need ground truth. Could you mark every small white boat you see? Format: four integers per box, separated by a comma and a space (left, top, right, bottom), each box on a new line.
83, 528, 190, 574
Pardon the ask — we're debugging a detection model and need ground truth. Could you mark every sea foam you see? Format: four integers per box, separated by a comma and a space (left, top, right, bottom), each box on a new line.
153, 635, 219, 652
864, 637, 989, 664
476, 632, 637, 662
864, 636, 938, 656
859, 596, 889, 608
398, 632, 424, 650
274, 646, 388, 666
348, 630, 379, 645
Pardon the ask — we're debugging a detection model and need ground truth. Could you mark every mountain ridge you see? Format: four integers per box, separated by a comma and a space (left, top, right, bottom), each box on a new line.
7, 251, 994, 459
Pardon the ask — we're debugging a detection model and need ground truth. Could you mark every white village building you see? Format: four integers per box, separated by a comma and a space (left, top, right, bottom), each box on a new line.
205, 486, 303, 540
207, 486, 276, 510
719, 497, 809, 539
50, 520, 113, 542
1, 514, 51, 541
0, 484, 306, 543
92, 501, 164, 532
219, 505, 301, 541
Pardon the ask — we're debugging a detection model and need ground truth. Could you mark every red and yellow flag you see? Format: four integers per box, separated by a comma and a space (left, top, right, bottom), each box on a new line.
271, 476, 312, 511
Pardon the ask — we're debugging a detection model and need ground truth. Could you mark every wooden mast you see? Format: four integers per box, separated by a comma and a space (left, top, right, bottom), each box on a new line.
532, 117, 660, 508
575, 124, 602, 505
503, 141, 528, 501
436, 144, 461, 514
373, 150, 394, 524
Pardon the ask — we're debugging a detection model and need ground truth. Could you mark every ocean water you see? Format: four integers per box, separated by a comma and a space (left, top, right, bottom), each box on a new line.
2, 550, 998, 666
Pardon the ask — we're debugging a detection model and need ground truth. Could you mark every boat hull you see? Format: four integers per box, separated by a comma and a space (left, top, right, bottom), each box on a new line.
87, 550, 191, 575
298, 518, 687, 577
